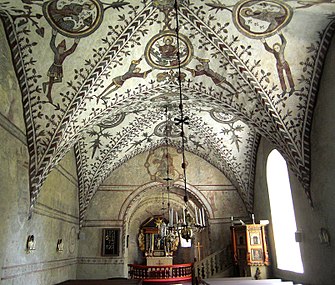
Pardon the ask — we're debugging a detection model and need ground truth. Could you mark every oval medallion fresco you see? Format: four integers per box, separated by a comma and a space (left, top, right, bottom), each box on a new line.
145, 31, 193, 70
233, 0, 292, 39
43, 0, 104, 38
210, 109, 238, 124
154, 120, 181, 138
98, 113, 126, 129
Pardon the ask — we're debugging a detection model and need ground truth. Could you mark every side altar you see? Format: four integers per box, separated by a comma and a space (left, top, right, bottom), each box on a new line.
138, 216, 179, 265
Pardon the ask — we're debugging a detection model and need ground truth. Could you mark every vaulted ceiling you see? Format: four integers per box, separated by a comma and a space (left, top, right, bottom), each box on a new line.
1, 0, 334, 227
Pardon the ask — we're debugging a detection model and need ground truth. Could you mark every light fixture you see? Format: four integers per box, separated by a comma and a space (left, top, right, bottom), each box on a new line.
26, 235, 36, 253
56, 238, 64, 252
163, 0, 206, 242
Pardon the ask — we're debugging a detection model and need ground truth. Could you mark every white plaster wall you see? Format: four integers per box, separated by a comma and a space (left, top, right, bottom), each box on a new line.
0, 21, 79, 285
253, 34, 335, 285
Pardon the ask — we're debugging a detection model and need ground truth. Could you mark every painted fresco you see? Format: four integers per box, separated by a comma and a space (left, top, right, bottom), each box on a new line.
0, 0, 334, 226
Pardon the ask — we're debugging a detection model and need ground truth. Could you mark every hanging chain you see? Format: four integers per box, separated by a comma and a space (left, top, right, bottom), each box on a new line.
173, 0, 189, 204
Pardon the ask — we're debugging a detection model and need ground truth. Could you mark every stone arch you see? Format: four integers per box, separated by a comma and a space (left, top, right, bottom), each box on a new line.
119, 181, 214, 223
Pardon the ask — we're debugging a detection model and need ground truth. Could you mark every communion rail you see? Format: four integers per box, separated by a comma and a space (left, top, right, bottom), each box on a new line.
128, 263, 193, 283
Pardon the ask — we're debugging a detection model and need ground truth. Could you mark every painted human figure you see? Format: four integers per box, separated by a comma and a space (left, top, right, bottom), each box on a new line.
159, 36, 178, 59
261, 32, 295, 94
99, 58, 152, 98
185, 57, 237, 94
43, 29, 80, 103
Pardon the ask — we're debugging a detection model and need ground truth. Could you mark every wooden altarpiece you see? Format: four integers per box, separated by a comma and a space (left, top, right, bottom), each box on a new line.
138, 216, 179, 266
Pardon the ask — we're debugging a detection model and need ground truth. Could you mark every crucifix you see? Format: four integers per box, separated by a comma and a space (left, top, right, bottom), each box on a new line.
195, 241, 203, 261
157, 259, 163, 266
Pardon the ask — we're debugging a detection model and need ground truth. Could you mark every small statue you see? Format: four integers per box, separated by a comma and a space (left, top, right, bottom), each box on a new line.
138, 229, 145, 252
254, 267, 261, 280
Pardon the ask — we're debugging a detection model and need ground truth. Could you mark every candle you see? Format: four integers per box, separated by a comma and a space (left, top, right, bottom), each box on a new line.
199, 208, 202, 227
202, 208, 206, 226
151, 234, 154, 251
171, 208, 173, 227
195, 207, 199, 225
176, 211, 178, 225
183, 208, 186, 224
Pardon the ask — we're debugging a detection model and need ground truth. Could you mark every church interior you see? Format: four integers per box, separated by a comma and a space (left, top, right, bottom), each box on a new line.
1, 0, 335, 284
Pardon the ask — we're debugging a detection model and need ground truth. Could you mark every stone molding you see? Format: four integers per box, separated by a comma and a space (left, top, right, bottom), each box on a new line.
82, 220, 123, 228
0, 112, 27, 145
55, 164, 78, 187
1, 258, 77, 281
77, 257, 124, 265
34, 202, 79, 225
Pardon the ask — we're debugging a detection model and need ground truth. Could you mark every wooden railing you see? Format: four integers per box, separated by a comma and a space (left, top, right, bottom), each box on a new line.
128, 263, 193, 283
194, 247, 233, 279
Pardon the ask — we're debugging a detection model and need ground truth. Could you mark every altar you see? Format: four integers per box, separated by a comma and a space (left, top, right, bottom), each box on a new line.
146, 256, 173, 266
138, 216, 179, 261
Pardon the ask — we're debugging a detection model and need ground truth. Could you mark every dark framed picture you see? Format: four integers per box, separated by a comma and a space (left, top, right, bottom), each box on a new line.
102, 228, 120, 256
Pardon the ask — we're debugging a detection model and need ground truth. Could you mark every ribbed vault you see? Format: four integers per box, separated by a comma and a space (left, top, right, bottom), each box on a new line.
1, 0, 335, 225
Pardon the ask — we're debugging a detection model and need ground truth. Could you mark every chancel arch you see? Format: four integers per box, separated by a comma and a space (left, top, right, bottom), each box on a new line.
119, 181, 214, 224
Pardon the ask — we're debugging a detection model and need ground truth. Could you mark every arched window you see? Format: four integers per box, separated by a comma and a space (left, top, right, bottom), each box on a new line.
266, 149, 304, 273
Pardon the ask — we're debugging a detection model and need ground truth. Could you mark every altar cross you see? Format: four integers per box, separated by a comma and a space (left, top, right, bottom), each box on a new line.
195, 241, 203, 261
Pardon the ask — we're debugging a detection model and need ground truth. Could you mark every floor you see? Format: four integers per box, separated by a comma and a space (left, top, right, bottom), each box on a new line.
56, 279, 192, 285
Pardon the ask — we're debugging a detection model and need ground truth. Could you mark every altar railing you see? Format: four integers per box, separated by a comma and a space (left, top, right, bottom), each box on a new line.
128, 263, 193, 283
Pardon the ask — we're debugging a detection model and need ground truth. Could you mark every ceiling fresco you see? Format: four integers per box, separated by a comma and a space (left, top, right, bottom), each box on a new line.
1, 0, 335, 226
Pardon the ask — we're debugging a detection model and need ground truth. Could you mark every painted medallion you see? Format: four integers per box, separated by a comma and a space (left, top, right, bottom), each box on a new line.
233, 0, 292, 39
144, 148, 184, 182
210, 109, 237, 124
145, 31, 193, 70
154, 120, 181, 138
43, 0, 103, 38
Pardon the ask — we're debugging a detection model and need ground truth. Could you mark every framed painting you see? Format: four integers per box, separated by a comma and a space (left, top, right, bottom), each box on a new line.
251, 248, 263, 261
249, 231, 261, 245
102, 228, 120, 256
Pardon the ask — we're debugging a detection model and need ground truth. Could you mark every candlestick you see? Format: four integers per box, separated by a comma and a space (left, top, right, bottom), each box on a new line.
202, 208, 205, 226
171, 208, 174, 226
199, 208, 202, 227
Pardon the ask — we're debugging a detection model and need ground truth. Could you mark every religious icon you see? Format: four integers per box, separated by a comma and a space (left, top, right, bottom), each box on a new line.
42, 29, 80, 103
145, 31, 193, 69
251, 249, 263, 261
138, 229, 145, 251
250, 232, 261, 245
